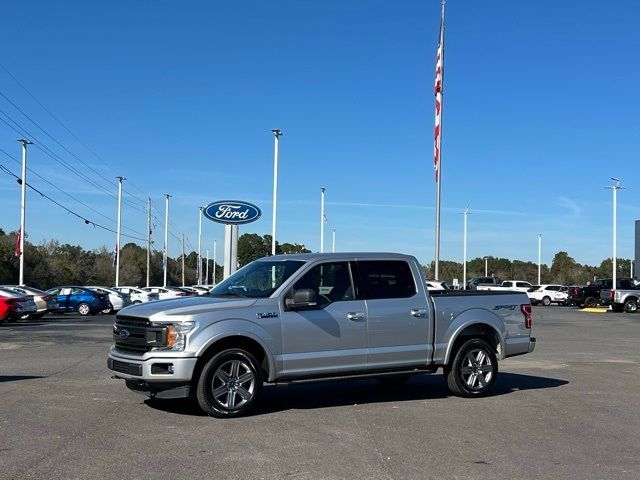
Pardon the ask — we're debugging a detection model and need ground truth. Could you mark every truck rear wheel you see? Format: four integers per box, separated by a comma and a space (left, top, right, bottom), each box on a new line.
583, 297, 597, 308
196, 348, 263, 418
445, 338, 498, 397
624, 299, 638, 313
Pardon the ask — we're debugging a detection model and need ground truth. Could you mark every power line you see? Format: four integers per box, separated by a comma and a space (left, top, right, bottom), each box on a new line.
0, 161, 145, 242
0, 63, 151, 207
0, 147, 147, 237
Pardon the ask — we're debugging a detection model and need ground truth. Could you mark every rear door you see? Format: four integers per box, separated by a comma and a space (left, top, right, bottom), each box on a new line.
355, 259, 431, 369
57, 288, 72, 312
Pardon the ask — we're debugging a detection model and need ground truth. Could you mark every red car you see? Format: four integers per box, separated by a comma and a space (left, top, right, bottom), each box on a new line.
0, 294, 21, 323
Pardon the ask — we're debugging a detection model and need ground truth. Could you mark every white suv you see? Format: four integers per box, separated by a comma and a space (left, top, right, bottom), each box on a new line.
528, 285, 568, 306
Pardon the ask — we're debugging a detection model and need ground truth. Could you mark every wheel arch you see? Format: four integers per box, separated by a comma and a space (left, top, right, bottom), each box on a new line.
194, 332, 275, 382
443, 318, 505, 365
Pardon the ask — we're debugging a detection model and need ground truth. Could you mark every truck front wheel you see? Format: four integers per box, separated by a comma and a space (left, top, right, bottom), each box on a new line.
445, 339, 498, 397
196, 348, 263, 418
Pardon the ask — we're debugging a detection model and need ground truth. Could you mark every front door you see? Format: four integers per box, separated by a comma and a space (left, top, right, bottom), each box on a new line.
280, 261, 368, 377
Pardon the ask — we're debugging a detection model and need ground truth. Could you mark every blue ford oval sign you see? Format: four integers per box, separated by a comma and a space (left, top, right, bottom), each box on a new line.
203, 200, 262, 225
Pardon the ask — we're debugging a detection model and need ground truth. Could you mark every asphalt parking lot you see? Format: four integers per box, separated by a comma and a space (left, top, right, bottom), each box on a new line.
1, 307, 639, 480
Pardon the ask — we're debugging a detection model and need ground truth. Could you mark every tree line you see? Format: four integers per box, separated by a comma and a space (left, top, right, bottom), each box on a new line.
0, 228, 632, 290
423, 252, 634, 286
0, 229, 310, 290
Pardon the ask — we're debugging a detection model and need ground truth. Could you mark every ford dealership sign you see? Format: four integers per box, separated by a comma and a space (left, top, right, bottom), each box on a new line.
203, 200, 261, 225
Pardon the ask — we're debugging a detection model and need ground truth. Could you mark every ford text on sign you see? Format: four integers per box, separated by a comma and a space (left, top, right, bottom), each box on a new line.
203, 201, 261, 225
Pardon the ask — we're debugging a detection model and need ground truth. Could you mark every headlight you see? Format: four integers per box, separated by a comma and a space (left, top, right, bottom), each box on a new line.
152, 321, 197, 351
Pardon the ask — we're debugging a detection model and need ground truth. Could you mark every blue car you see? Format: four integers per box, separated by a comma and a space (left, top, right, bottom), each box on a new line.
46, 286, 112, 316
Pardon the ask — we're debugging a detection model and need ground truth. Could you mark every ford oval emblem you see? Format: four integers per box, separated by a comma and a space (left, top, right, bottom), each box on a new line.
203, 200, 262, 225
119, 329, 130, 340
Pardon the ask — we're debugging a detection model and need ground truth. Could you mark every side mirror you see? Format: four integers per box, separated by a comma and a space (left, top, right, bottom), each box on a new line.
285, 288, 318, 310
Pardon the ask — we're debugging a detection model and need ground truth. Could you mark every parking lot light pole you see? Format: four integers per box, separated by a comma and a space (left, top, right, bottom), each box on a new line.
461, 206, 471, 290
197, 206, 203, 285
271, 129, 283, 256
332, 228, 336, 253
163, 194, 170, 287
213, 239, 217, 285
320, 187, 326, 253
115, 176, 125, 288
483, 256, 488, 277
606, 178, 624, 291
17, 139, 32, 286
538, 234, 542, 285
205, 249, 209, 285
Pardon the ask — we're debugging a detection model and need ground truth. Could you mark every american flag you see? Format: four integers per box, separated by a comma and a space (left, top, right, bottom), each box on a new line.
433, 7, 445, 183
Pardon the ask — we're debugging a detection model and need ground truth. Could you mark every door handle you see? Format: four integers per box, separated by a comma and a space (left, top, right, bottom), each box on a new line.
410, 308, 428, 318
347, 312, 366, 321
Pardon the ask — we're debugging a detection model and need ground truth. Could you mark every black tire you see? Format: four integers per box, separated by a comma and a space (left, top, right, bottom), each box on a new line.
623, 299, 638, 313
376, 374, 411, 386
611, 304, 624, 313
444, 338, 498, 397
196, 348, 263, 418
531, 300, 539, 306
77, 302, 92, 316
583, 297, 597, 308
542, 296, 551, 306
30, 312, 46, 319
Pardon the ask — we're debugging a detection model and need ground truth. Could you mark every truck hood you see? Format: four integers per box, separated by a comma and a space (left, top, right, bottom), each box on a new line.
118, 296, 258, 322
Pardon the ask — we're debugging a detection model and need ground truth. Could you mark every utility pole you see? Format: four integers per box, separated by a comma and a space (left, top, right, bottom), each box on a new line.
17, 139, 32, 285
607, 178, 624, 290
332, 228, 336, 253
146, 197, 151, 288
271, 129, 283, 255
484, 257, 488, 277
461, 206, 471, 290
181, 234, 185, 287
197, 206, 203, 284
537, 234, 542, 285
115, 176, 125, 288
320, 187, 326, 253
213, 239, 217, 285
163, 194, 170, 287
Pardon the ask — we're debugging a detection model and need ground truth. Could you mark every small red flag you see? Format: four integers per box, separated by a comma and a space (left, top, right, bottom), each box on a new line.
14, 227, 21, 257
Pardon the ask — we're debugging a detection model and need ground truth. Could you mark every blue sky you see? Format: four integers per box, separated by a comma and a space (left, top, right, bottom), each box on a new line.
0, 0, 638, 267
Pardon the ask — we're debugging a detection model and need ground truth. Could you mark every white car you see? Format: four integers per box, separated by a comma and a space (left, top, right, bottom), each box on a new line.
425, 280, 450, 291
114, 286, 159, 304
85, 286, 132, 314
528, 285, 568, 306
142, 286, 189, 300
477, 280, 533, 293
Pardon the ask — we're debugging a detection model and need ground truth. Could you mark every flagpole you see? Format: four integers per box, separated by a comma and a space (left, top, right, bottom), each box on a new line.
434, 0, 445, 280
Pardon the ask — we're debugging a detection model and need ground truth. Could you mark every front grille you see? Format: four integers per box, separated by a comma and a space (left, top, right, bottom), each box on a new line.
109, 358, 142, 376
113, 315, 166, 356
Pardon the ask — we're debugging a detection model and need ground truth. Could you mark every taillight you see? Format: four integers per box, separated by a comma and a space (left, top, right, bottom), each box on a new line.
610, 289, 615, 301
42, 295, 49, 301
521, 304, 532, 329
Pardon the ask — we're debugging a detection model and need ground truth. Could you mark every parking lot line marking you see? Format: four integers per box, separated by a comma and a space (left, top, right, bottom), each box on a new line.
580, 308, 609, 313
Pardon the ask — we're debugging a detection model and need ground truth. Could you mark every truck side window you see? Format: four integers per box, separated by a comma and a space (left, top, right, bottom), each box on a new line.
292, 262, 354, 305
356, 260, 416, 300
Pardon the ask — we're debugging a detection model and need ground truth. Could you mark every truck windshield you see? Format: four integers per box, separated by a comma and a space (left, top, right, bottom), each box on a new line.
210, 260, 306, 298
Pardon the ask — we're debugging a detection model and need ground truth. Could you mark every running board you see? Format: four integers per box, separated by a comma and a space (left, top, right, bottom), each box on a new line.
271, 367, 439, 385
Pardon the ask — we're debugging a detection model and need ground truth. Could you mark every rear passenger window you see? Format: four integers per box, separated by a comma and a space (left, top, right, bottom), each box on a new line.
356, 261, 416, 299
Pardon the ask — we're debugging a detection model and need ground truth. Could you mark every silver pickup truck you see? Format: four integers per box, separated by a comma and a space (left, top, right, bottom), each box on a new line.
610, 288, 640, 313
108, 253, 536, 417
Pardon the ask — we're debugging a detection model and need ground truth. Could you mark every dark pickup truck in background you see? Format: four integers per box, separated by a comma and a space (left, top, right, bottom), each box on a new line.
568, 278, 636, 308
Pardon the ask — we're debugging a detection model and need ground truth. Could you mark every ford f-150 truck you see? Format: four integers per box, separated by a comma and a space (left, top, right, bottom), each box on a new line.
609, 287, 640, 313
108, 253, 536, 418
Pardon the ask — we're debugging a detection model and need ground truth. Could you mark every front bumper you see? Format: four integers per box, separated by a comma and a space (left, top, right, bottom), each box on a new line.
108, 347, 198, 385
